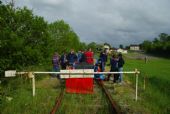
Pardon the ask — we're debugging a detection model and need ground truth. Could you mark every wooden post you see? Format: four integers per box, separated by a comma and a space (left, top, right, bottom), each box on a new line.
143, 76, 146, 90
135, 69, 138, 101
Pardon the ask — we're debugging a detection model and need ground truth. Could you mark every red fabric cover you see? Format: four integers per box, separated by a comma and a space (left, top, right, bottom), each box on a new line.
84, 51, 94, 64
66, 78, 93, 94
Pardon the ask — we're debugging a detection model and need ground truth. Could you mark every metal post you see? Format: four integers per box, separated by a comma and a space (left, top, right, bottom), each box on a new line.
135, 69, 138, 101
28, 72, 35, 97
32, 74, 35, 96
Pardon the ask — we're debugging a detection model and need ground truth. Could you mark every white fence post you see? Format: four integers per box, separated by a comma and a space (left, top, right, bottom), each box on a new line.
32, 74, 35, 97
28, 72, 35, 97
135, 69, 139, 101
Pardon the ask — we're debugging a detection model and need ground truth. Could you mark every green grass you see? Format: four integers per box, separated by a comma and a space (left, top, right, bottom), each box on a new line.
57, 81, 111, 114
0, 62, 112, 114
0, 76, 61, 114
1, 53, 170, 113
104, 81, 151, 113
123, 52, 170, 113
0, 63, 62, 114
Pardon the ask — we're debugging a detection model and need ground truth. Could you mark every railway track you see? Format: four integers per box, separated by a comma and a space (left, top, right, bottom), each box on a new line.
50, 80, 122, 114
97, 80, 121, 114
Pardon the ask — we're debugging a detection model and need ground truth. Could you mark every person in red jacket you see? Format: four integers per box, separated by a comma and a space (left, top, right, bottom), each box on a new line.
84, 48, 94, 64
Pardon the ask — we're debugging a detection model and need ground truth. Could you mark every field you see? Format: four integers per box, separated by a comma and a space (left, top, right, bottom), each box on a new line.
0, 52, 170, 114
123, 52, 170, 113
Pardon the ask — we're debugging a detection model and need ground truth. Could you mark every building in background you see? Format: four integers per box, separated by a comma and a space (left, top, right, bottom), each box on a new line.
116, 48, 128, 54
130, 44, 140, 51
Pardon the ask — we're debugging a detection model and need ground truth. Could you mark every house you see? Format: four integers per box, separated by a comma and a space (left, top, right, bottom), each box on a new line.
130, 44, 140, 51
116, 48, 128, 54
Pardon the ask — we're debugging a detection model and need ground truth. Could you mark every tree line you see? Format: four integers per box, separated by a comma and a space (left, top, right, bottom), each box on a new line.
141, 33, 170, 57
0, 1, 91, 76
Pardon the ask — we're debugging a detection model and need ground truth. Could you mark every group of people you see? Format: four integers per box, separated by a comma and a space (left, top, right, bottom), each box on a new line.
94, 52, 125, 83
52, 48, 94, 72
107, 53, 125, 83
52, 48, 125, 83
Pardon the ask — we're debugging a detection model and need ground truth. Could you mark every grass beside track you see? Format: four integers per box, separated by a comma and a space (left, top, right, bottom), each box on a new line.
1, 52, 170, 113
123, 52, 170, 113
57, 81, 111, 114
0, 76, 61, 114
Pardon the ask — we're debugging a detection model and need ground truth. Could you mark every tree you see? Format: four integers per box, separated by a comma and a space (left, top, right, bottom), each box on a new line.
159, 33, 168, 42
141, 33, 170, 57
87, 42, 97, 52
48, 20, 81, 53
0, 2, 53, 76
79, 42, 87, 50
141, 40, 152, 52
119, 44, 123, 49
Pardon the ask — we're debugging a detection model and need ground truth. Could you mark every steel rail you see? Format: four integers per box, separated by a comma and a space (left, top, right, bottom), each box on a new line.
50, 88, 64, 114
50, 80, 122, 114
96, 80, 122, 114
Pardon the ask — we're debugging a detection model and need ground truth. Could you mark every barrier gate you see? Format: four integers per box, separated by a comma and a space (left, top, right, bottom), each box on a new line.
5, 69, 140, 101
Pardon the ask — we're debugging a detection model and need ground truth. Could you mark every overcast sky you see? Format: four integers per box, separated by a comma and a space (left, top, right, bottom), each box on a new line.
2, 0, 170, 47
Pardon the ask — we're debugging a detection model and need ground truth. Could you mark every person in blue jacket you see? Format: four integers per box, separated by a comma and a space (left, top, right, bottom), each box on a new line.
67, 49, 77, 69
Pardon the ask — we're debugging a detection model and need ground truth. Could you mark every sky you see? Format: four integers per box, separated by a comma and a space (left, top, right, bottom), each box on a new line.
2, 0, 170, 47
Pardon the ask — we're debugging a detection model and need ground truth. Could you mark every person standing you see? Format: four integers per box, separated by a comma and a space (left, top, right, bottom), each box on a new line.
84, 48, 94, 69
67, 49, 77, 69
84, 48, 94, 64
108, 54, 119, 83
118, 53, 125, 83
60, 52, 67, 69
79, 50, 86, 63
99, 51, 108, 72
52, 52, 60, 78
77, 51, 82, 63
